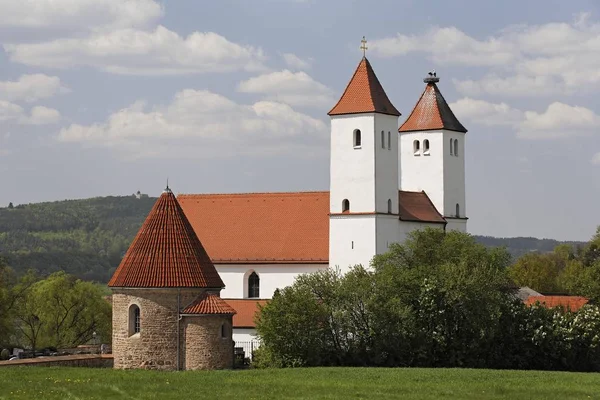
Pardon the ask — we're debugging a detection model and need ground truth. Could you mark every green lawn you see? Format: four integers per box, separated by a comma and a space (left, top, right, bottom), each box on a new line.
0, 367, 599, 399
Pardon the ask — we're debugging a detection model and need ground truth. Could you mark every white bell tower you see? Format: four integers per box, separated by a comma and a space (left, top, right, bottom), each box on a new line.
399, 74, 468, 232
328, 51, 401, 272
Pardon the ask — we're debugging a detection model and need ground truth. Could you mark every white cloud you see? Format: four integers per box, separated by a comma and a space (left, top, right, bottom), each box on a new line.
282, 53, 313, 70
57, 89, 327, 158
518, 102, 600, 139
451, 97, 600, 140
4, 26, 266, 75
0, 0, 162, 32
371, 14, 600, 97
0, 101, 60, 125
237, 70, 334, 108
0, 74, 68, 103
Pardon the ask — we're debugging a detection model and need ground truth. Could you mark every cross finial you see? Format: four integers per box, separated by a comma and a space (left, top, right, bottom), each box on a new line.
360, 36, 368, 57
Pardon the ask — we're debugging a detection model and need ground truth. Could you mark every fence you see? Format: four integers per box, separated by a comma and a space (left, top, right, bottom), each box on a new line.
234, 340, 260, 361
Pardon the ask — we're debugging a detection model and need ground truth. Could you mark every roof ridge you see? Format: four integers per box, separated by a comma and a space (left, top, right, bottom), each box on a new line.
178, 190, 330, 198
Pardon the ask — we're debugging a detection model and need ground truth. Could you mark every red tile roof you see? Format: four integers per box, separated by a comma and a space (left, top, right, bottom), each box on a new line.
225, 299, 268, 328
178, 192, 330, 264
398, 191, 446, 224
328, 57, 401, 117
182, 292, 237, 315
108, 188, 225, 288
179, 191, 445, 263
525, 296, 589, 312
399, 79, 467, 133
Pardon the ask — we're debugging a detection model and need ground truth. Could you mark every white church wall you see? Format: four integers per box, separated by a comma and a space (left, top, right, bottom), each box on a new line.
400, 130, 445, 214
374, 114, 400, 214
216, 264, 328, 299
445, 218, 467, 233
443, 130, 467, 221
375, 214, 402, 255
329, 215, 376, 273
330, 114, 376, 213
233, 328, 258, 343
397, 221, 445, 243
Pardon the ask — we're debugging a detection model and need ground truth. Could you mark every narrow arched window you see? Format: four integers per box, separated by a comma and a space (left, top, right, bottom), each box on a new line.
423, 139, 430, 155
342, 199, 350, 213
221, 323, 227, 338
450, 138, 454, 155
454, 139, 459, 156
413, 140, 420, 155
456, 203, 460, 217
381, 131, 385, 149
248, 272, 260, 298
387, 131, 391, 150
129, 304, 140, 336
387, 199, 392, 214
354, 129, 361, 147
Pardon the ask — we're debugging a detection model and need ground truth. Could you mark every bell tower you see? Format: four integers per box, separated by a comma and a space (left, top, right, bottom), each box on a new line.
328, 41, 401, 272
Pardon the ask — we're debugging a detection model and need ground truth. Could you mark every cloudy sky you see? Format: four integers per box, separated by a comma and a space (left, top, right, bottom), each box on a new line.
1, 0, 599, 241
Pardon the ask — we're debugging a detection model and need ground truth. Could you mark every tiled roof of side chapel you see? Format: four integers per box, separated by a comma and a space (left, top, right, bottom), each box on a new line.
399, 75, 467, 133
328, 57, 401, 117
108, 186, 224, 288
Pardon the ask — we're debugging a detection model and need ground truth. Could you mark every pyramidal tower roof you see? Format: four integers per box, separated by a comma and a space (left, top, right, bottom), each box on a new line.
328, 57, 401, 117
108, 186, 224, 288
399, 75, 467, 133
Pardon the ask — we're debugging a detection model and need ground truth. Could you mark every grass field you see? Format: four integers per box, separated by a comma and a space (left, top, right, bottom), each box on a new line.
0, 367, 599, 399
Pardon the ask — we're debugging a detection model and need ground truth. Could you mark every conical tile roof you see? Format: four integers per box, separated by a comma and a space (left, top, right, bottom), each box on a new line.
181, 292, 237, 315
328, 57, 400, 117
108, 187, 224, 288
399, 78, 467, 133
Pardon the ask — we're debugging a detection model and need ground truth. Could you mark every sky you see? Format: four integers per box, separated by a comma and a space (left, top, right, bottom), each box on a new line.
0, 0, 599, 241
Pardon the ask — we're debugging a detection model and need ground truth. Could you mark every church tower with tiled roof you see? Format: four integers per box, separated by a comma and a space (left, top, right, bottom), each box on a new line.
109, 186, 235, 371
399, 74, 468, 232
328, 45, 402, 271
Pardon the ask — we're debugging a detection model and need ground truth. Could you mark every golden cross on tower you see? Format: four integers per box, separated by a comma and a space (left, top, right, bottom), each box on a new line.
360, 36, 368, 57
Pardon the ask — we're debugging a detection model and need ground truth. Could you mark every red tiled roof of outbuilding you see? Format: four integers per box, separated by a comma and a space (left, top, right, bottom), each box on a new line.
525, 296, 589, 312
108, 188, 224, 288
328, 57, 401, 117
225, 299, 268, 328
182, 292, 237, 315
399, 78, 467, 133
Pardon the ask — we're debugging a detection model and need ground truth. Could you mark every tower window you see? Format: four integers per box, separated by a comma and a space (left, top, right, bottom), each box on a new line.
456, 203, 460, 218
128, 304, 140, 336
342, 199, 350, 213
221, 323, 228, 339
454, 139, 459, 156
450, 138, 453, 155
381, 131, 385, 149
248, 272, 260, 298
413, 140, 420, 155
354, 129, 361, 148
387, 131, 391, 150
423, 139, 430, 155
387, 199, 392, 214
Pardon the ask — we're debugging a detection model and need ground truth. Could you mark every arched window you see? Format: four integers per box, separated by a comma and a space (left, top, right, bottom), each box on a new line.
354, 129, 361, 147
342, 199, 350, 213
387, 131, 391, 150
248, 272, 260, 298
381, 131, 385, 148
221, 323, 228, 338
450, 138, 453, 155
387, 199, 392, 214
128, 304, 140, 336
456, 203, 460, 217
413, 140, 420, 155
454, 139, 459, 156
423, 139, 430, 155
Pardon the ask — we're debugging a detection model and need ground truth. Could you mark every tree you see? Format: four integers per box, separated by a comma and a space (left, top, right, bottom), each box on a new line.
508, 253, 563, 293
7, 202, 13, 209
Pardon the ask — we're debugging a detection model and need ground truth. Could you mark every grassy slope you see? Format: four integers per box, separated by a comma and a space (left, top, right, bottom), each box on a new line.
0, 367, 599, 400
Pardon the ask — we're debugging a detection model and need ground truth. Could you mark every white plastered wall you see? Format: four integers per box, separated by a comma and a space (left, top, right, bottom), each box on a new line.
329, 215, 377, 273
216, 264, 328, 299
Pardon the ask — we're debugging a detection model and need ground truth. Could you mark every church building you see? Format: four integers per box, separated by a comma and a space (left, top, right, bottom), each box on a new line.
177, 54, 468, 343
109, 49, 469, 362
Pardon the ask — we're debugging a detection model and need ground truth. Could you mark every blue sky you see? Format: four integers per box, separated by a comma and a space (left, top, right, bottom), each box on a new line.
0, 0, 599, 241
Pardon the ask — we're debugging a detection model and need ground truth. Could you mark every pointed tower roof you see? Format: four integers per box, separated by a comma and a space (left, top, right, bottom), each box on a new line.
399, 76, 467, 133
108, 187, 224, 288
328, 57, 401, 117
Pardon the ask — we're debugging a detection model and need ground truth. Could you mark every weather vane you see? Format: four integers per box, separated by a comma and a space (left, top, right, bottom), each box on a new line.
360, 36, 368, 57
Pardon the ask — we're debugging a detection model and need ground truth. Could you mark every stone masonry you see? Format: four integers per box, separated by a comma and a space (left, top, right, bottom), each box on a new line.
183, 315, 234, 370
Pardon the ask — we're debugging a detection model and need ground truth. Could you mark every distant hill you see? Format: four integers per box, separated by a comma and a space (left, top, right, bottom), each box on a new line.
0, 195, 586, 283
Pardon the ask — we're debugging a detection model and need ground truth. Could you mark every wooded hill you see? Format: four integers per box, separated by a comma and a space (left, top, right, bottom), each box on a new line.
0, 195, 585, 283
